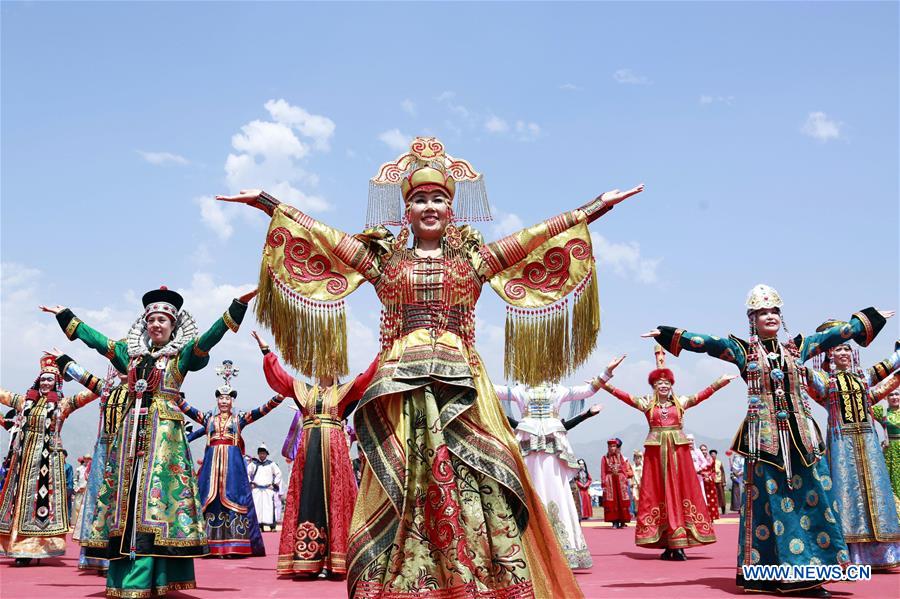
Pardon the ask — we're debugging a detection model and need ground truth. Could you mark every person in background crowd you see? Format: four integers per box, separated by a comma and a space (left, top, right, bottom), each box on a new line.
710, 449, 727, 515
62, 450, 74, 519
631, 450, 643, 517
728, 450, 744, 513
248, 444, 281, 533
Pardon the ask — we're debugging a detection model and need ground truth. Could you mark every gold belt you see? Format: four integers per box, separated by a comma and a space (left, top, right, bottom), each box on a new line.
649, 426, 681, 432
303, 415, 343, 429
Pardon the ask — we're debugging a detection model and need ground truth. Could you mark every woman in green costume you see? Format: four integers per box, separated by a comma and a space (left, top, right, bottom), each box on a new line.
873, 387, 900, 507
40, 286, 254, 598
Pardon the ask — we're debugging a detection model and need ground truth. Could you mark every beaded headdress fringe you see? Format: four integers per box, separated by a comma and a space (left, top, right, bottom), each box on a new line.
503, 263, 600, 387
256, 262, 348, 379
366, 136, 492, 229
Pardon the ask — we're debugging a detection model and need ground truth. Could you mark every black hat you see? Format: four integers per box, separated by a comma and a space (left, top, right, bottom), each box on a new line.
142, 286, 184, 320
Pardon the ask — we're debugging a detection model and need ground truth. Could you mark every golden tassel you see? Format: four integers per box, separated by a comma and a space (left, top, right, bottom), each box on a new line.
571, 263, 600, 368
502, 261, 600, 386
255, 263, 349, 379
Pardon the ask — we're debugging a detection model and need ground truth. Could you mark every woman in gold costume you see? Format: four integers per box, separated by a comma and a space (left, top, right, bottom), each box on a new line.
219, 137, 643, 598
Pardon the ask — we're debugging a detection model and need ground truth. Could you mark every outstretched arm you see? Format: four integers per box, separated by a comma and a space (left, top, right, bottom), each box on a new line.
260, 343, 304, 399
217, 190, 384, 282
871, 372, 900, 403
187, 425, 207, 443
172, 393, 208, 426
796, 308, 892, 362
0, 389, 24, 411
43, 305, 129, 373
476, 185, 643, 280
682, 374, 737, 409
52, 351, 103, 416
645, 327, 747, 371
563, 404, 602, 430
864, 348, 900, 387
594, 354, 644, 410
177, 293, 253, 375
241, 395, 285, 426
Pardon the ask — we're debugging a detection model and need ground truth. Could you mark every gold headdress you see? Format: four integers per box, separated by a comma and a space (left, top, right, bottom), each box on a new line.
366, 137, 491, 227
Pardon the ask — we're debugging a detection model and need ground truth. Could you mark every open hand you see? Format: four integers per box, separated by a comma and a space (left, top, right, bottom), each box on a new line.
641, 329, 661, 339
39, 305, 65, 315
600, 184, 644, 207
606, 354, 626, 374
589, 404, 603, 415
877, 309, 895, 320
216, 189, 262, 204
250, 330, 268, 350
43, 347, 64, 358
238, 288, 258, 304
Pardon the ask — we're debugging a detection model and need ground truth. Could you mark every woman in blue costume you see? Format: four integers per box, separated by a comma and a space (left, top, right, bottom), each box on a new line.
173, 360, 284, 557
806, 322, 900, 569
643, 284, 893, 597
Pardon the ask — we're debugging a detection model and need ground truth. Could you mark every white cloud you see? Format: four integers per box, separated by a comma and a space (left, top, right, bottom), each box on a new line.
490, 206, 524, 238
699, 95, 734, 106
435, 91, 473, 124
137, 150, 189, 166
613, 69, 651, 85
401, 99, 416, 116
801, 111, 843, 142
195, 195, 234, 240
591, 232, 661, 284
222, 99, 334, 216
378, 128, 411, 152
263, 99, 335, 151
230, 120, 308, 159
515, 120, 541, 141
559, 83, 580, 91
484, 115, 509, 134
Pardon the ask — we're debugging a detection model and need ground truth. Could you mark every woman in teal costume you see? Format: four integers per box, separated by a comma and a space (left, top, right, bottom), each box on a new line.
806, 330, 900, 569
40, 286, 254, 598
644, 283, 893, 597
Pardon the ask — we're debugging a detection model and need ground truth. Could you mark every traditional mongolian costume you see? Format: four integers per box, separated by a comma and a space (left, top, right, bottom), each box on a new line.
174, 360, 283, 557
0, 355, 101, 562
574, 465, 593, 521
72, 371, 129, 572
496, 383, 602, 569
699, 451, 720, 521
729, 451, 745, 513
53, 286, 249, 597
248, 446, 281, 532
598, 348, 729, 555
261, 348, 374, 578
601, 438, 633, 528
654, 283, 887, 593
873, 401, 900, 505
243, 137, 621, 597
806, 324, 900, 569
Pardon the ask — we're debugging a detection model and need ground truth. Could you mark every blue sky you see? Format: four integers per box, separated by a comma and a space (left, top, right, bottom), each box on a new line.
2, 2, 897, 471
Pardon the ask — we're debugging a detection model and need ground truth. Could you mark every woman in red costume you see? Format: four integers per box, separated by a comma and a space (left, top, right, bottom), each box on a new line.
601, 438, 633, 528
697, 443, 720, 521
252, 331, 375, 579
597, 348, 734, 559
574, 459, 593, 520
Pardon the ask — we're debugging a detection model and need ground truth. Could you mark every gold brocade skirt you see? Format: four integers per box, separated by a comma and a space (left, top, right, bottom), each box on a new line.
348, 332, 583, 598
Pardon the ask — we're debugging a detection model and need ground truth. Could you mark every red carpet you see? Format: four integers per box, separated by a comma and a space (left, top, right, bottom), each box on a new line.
2, 520, 896, 598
